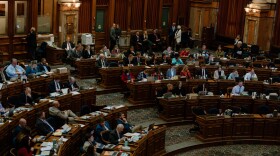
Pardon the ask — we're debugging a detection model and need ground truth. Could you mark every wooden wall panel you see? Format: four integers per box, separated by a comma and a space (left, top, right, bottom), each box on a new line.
272, 2, 280, 46
78, 0, 92, 33
146, 0, 161, 29
130, 0, 144, 30
114, 0, 128, 30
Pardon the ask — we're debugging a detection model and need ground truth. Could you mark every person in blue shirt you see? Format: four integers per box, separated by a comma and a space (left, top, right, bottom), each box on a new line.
5, 58, 26, 80
228, 69, 239, 80
25, 62, 39, 76
37, 58, 51, 73
171, 53, 184, 65
232, 81, 245, 95
95, 118, 111, 144
137, 69, 148, 81
166, 65, 177, 79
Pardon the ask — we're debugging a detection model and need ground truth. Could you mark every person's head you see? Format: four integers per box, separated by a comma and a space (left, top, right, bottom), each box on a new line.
233, 69, 238, 75
25, 87, 31, 95
143, 69, 148, 74
116, 124, 124, 133
112, 23, 116, 28
144, 30, 148, 35
69, 76, 76, 84
53, 101, 60, 108
102, 45, 107, 50
177, 25, 181, 29
19, 118, 27, 127
130, 46, 134, 51
128, 54, 134, 60
136, 52, 141, 57
85, 133, 94, 142
41, 58, 47, 64
250, 69, 255, 74
218, 66, 222, 71
236, 34, 240, 39
31, 62, 37, 69
167, 83, 174, 91
175, 53, 179, 59
99, 54, 105, 60
202, 44, 207, 50
98, 117, 105, 126
66, 36, 71, 42
85, 45, 90, 50
162, 54, 167, 59
119, 113, 125, 119
153, 29, 157, 34
136, 31, 139, 36
116, 24, 119, 28
237, 41, 242, 48
172, 22, 176, 26
11, 58, 17, 66
182, 65, 189, 72
30, 27, 36, 32
114, 45, 119, 49
167, 46, 172, 51
218, 45, 222, 50
38, 111, 46, 119
17, 134, 31, 150
238, 81, 243, 87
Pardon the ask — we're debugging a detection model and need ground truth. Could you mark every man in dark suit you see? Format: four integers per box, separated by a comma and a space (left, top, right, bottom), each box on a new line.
62, 37, 75, 52
108, 124, 124, 145
149, 29, 162, 52
196, 64, 209, 79
110, 23, 117, 51
18, 87, 34, 107
168, 22, 176, 48
123, 54, 135, 66
35, 111, 55, 135
37, 58, 51, 73
95, 118, 111, 144
49, 75, 63, 93
82, 45, 93, 59
131, 31, 143, 52
26, 27, 37, 59
132, 52, 144, 66
96, 54, 109, 68
64, 77, 79, 91
124, 46, 136, 58
12, 118, 27, 145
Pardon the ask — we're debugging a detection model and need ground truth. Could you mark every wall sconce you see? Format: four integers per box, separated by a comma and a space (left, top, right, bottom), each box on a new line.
58, 0, 81, 9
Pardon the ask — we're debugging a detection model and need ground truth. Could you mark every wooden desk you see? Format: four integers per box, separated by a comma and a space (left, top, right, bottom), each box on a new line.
196, 114, 280, 142
46, 46, 65, 65
76, 59, 98, 79
99, 67, 123, 89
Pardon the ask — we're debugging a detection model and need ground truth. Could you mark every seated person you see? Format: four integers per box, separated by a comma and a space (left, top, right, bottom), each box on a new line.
175, 81, 186, 96
37, 58, 51, 73
12, 118, 27, 144
244, 69, 258, 81
82, 45, 93, 59
234, 41, 243, 59
199, 44, 210, 64
123, 54, 135, 66
228, 69, 239, 80
117, 113, 141, 133
49, 101, 77, 123
166, 65, 177, 79
196, 64, 209, 79
108, 124, 125, 145
137, 69, 148, 81
171, 53, 184, 65
131, 31, 143, 51
159, 54, 171, 65
121, 70, 135, 83
6, 58, 26, 81
25, 61, 39, 76
18, 87, 34, 107
111, 45, 121, 58
133, 52, 144, 66
232, 81, 245, 95
95, 118, 111, 144
83, 133, 100, 156
124, 46, 136, 57
35, 111, 55, 135
64, 76, 79, 91
147, 53, 157, 66
16, 133, 33, 156
62, 37, 75, 53
99, 45, 111, 58
186, 55, 196, 65
152, 68, 164, 80
68, 45, 82, 61
163, 46, 174, 57
180, 48, 190, 57
213, 66, 226, 80
49, 75, 63, 93
214, 45, 224, 58
96, 54, 109, 68
150, 29, 163, 52
180, 65, 192, 79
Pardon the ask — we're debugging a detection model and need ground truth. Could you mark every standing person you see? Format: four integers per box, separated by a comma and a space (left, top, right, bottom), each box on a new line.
115, 24, 121, 46
26, 27, 37, 60
174, 25, 182, 52
110, 23, 117, 51
168, 22, 176, 48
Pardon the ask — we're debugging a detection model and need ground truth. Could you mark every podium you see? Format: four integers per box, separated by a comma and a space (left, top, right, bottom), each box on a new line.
75, 59, 98, 79
99, 67, 123, 89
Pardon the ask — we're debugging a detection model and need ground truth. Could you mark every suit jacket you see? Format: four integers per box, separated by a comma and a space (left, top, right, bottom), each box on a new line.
37, 63, 51, 73
124, 50, 136, 57
108, 129, 123, 145
169, 26, 176, 37
62, 41, 75, 50
116, 119, 132, 133
213, 70, 225, 80
123, 57, 135, 66
49, 80, 63, 93
82, 49, 93, 59
96, 59, 109, 68
69, 50, 81, 59
132, 57, 144, 66
64, 81, 79, 91
166, 68, 177, 79
18, 93, 34, 107
26, 32, 37, 47
110, 28, 116, 41
149, 33, 161, 43
35, 118, 54, 135
95, 122, 111, 143
131, 35, 143, 47
137, 71, 148, 81
196, 69, 209, 78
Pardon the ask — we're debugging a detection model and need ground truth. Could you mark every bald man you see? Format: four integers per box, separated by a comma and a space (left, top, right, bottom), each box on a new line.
5, 58, 26, 80
49, 101, 77, 123
108, 124, 125, 145
18, 87, 34, 107
12, 118, 27, 141
96, 54, 108, 68
64, 77, 79, 91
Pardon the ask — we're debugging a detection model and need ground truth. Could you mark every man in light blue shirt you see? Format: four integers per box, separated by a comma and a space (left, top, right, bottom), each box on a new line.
6, 58, 26, 80
232, 81, 245, 95
228, 70, 239, 80
166, 65, 177, 79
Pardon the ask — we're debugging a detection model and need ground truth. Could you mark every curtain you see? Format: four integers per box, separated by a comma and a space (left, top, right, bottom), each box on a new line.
131, 0, 144, 30
114, 0, 128, 30
78, 0, 92, 33
146, 0, 160, 29
216, 0, 249, 38
178, 0, 190, 27
272, 2, 280, 46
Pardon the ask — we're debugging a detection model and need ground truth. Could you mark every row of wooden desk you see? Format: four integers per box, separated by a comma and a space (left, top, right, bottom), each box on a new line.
196, 114, 280, 142
158, 96, 280, 122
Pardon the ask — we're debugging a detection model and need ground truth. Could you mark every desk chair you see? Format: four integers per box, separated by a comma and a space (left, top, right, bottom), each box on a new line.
100, 130, 111, 144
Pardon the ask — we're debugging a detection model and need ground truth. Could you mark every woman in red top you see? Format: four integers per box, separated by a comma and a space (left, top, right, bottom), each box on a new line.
180, 48, 190, 57
121, 69, 135, 83
180, 65, 192, 79
17, 135, 33, 156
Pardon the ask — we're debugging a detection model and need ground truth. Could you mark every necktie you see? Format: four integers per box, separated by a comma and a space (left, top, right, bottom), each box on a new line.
239, 86, 241, 94
102, 60, 105, 67
56, 82, 60, 90
202, 69, 205, 78
67, 43, 71, 50
43, 66, 48, 72
14, 66, 19, 72
43, 119, 54, 132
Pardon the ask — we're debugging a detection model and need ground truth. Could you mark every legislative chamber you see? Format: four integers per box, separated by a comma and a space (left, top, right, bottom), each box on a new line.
1, 0, 280, 156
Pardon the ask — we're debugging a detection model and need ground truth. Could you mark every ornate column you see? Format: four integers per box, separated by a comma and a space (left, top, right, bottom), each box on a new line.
243, 0, 276, 51
57, 0, 81, 45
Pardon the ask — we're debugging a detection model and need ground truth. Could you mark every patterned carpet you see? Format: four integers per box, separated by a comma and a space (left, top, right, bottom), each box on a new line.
175, 144, 280, 156
165, 125, 197, 146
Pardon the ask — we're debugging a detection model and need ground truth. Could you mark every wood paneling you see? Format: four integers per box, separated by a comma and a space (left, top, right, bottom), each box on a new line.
146, 0, 161, 29
114, 0, 128, 30
131, 0, 145, 30
78, 0, 92, 33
